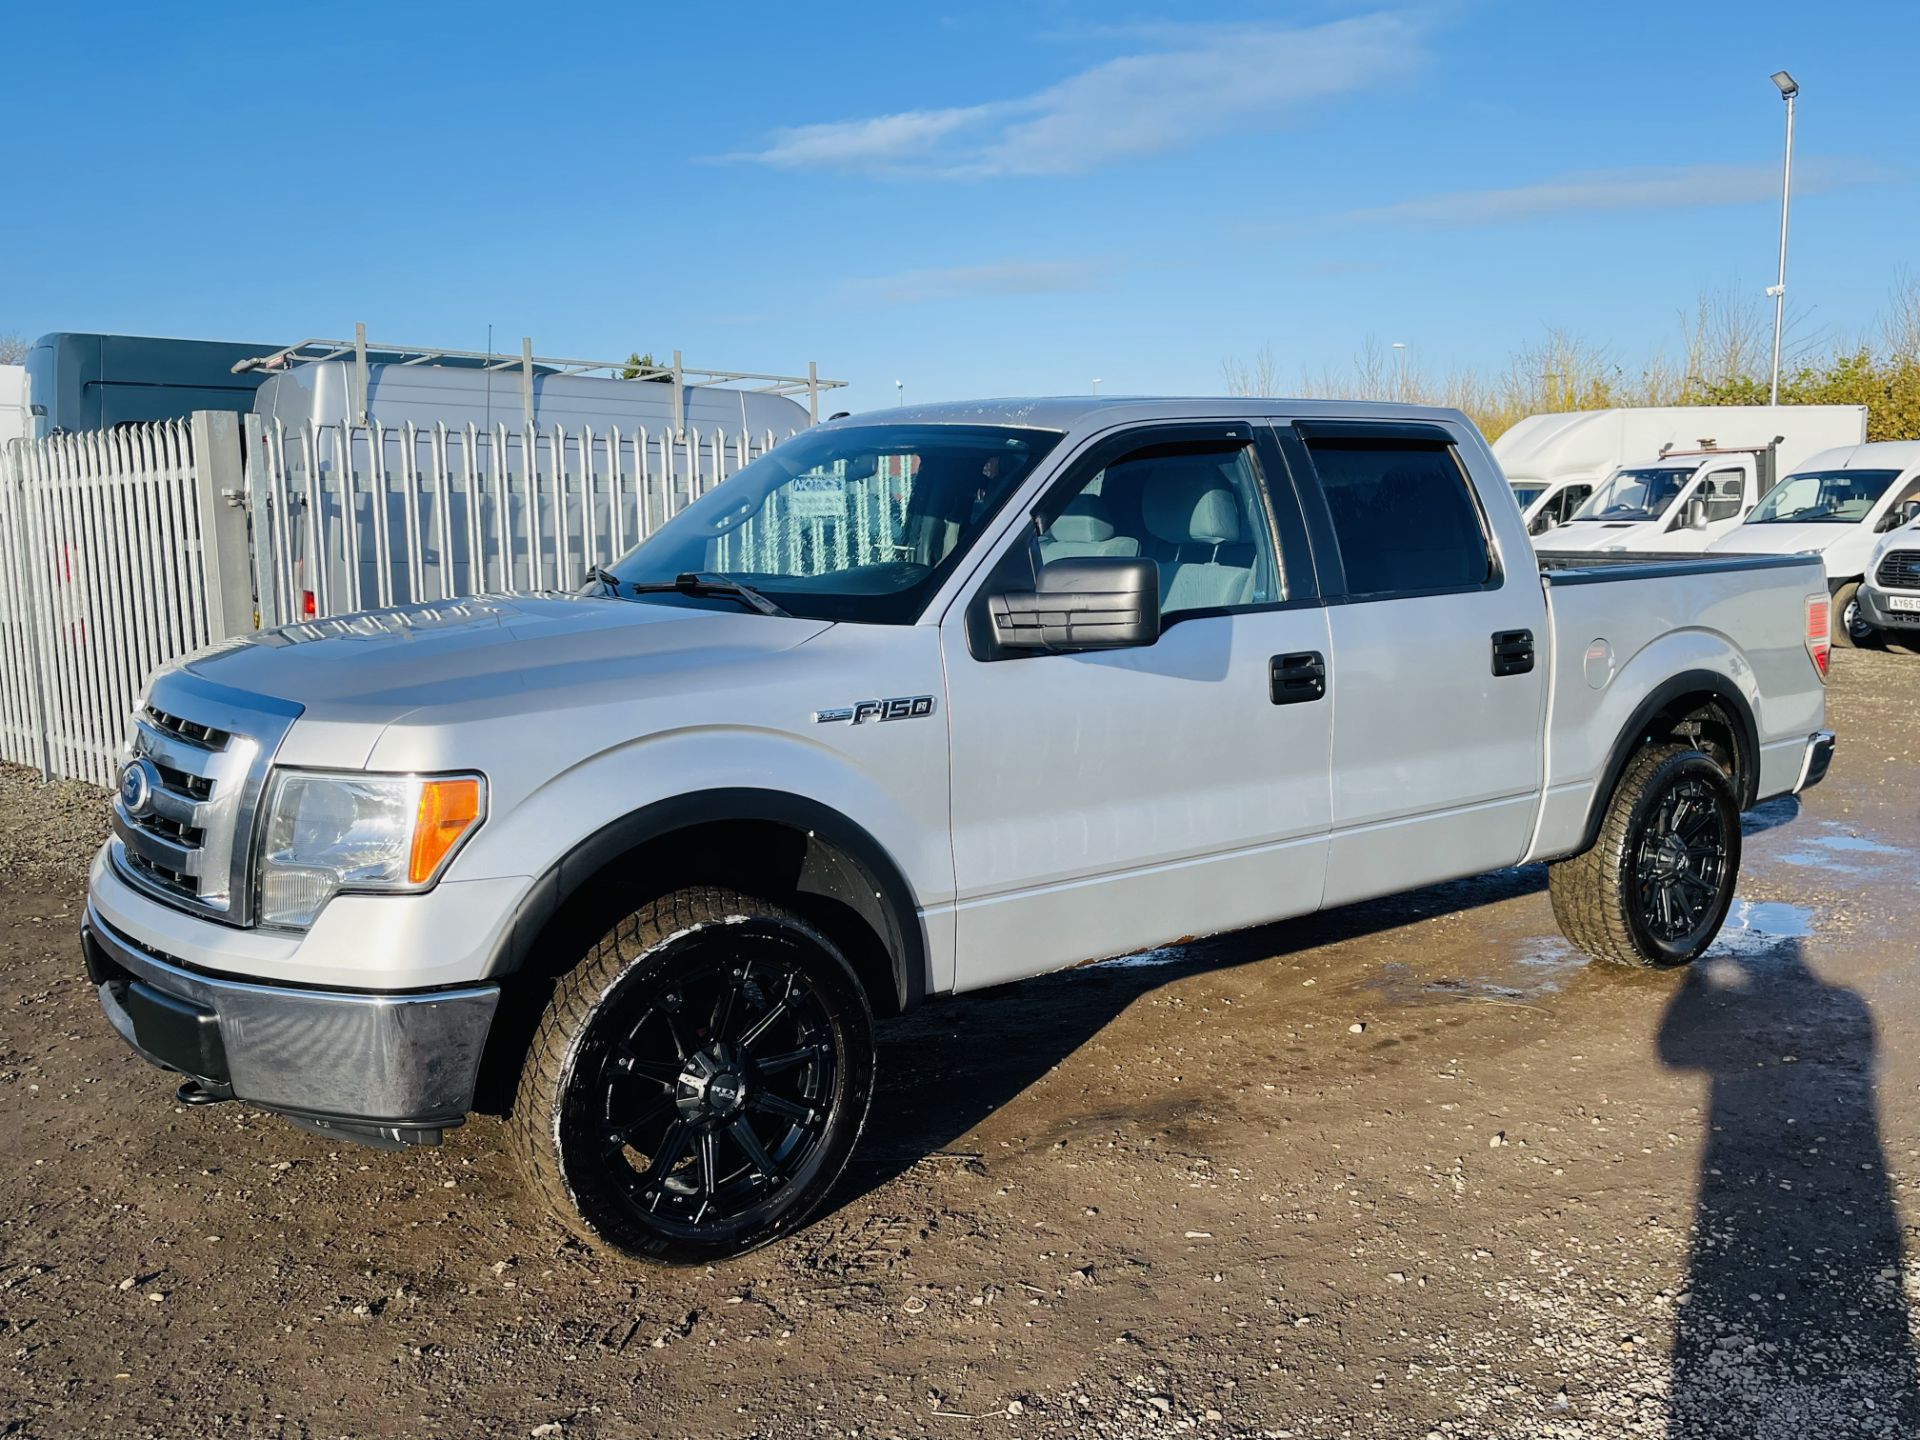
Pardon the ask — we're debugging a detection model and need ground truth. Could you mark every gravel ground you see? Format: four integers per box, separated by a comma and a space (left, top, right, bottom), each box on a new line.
3, 651, 1919, 1439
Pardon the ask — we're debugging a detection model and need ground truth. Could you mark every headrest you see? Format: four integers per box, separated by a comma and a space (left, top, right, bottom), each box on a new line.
1142, 465, 1242, 545
1050, 495, 1118, 544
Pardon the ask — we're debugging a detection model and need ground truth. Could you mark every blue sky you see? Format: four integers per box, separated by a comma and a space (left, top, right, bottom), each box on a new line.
4, 1, 1916, 413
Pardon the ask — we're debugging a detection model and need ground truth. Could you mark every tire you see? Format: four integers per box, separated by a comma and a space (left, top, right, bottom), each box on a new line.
510, 886, 876, 1264
1834, 581, 1870, 649
1548, 744, 1741, 969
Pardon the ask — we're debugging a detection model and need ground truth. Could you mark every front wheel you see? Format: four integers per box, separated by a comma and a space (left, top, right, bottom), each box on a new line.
1834, 581, 1873, 648
1548, 744, 1741, 968
510, 886, 876, 1263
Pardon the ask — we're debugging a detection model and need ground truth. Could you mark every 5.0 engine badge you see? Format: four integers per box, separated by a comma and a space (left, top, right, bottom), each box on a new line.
815, 695, 936, 725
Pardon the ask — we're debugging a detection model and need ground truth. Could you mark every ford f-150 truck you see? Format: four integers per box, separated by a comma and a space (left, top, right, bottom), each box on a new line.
84, 398, 1836, 1263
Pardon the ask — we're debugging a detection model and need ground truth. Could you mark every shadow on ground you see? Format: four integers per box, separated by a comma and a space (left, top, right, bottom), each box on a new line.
840, 861, 1548, 1202
1659, 937, 1919, 1438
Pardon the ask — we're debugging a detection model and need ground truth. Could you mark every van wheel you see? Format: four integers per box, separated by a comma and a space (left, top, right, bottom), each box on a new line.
510, 886, 875, 1264
1834, 581, 1870, 648
1548, 744, 1741, 968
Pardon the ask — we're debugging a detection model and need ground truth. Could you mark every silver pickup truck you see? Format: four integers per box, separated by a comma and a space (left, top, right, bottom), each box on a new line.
83, 398, 1835, 1262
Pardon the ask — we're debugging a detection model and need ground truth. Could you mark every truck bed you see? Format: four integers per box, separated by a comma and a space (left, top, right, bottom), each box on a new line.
1527, 546, 1827, 863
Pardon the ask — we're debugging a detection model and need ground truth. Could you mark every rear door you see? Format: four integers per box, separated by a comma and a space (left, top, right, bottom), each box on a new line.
1275, 420, 1549, 907
941, 421, 1333, 990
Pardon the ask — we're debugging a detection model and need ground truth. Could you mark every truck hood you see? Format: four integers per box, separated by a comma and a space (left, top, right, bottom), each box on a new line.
178, 593, 833, 718
1706, 524, 1843, 558
1534, 519, 1665, 553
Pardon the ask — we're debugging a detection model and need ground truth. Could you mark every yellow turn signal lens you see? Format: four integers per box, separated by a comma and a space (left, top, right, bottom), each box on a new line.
408, 778, 483, 884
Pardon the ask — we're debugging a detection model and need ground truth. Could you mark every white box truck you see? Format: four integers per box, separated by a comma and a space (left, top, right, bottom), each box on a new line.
0, 365, 28, 449
1494, 405, 1867, 538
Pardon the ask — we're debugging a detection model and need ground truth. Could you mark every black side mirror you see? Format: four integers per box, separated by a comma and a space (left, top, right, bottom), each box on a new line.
990, 557, 1160, 652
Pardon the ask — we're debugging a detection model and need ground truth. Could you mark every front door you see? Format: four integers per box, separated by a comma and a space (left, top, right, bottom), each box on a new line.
1275, 420, 1550, 908
940, 422, 1333, 991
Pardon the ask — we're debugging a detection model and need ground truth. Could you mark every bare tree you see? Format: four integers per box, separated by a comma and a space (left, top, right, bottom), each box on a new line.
0, 333, 27, 366
1219, 344, 1281, 397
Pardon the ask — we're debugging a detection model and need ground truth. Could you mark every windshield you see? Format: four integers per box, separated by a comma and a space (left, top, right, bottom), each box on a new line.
1511, 483, 1546, 509
1569, 466, 1696, 522
1746, 469, 1903, 525
607, 423, 1063, 623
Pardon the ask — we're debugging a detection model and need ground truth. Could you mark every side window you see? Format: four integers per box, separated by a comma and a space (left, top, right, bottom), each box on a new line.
1559, 484, 1592, 521
1700, 467, 1745, 521
1034, 440, 1282, 619
1303, 437, 1494, 598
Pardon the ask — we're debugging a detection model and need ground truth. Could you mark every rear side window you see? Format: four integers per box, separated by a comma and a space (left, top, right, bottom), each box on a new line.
1304, 437, 1493, 598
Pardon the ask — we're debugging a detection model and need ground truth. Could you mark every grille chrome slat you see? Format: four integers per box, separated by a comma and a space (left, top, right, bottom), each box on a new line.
1876, 549, 1920, 591
112, 805, 204, 876
109, 676, 301, 927
128, 716, 224, 779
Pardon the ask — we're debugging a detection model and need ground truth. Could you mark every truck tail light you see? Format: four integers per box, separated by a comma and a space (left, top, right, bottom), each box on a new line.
1806, 595, 1831, 682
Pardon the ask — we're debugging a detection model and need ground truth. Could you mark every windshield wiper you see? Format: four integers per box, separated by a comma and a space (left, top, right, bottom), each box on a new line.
582, 564, 626, 595
629, 572, 791, 618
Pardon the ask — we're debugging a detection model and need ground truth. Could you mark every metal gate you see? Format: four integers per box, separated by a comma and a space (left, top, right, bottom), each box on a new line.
0, 422, 214, 785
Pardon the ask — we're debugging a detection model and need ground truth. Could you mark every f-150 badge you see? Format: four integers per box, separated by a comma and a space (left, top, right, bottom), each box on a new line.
815, 695, 936, 725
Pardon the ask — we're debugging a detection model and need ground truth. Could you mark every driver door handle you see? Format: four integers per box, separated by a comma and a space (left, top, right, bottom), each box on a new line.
1271, 651, 1327, 705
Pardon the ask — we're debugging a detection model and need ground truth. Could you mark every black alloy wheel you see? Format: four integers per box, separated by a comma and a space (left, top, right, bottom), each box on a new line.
512, 888, 875, 1263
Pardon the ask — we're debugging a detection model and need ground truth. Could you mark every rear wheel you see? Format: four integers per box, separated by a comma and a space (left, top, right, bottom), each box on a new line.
1548, 744, 1741, 968
511, 886, 876, 1263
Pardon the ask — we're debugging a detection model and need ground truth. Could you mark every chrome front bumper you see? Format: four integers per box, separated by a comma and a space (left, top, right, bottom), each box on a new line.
83, 907, 500, 1148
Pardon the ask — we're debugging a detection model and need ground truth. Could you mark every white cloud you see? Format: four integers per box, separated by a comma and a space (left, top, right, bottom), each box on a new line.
840, 258, 1115, 306
1333, 158, 1889, 227
725, 12, 1429, 179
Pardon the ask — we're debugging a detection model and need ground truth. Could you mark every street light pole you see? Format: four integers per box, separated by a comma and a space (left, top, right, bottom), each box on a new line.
1768, 70, 1799, 407
1091, 377, 1102, 394
895, 379, 905, 407
1391, 342, 1408, 401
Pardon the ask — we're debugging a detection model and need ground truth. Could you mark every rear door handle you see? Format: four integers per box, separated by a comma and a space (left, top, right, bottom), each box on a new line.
1271, 651, 1327, 704
1492, 629, 1535, 677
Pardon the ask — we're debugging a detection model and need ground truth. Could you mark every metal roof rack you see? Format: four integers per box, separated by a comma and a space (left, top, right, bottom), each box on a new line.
231, 322, 846, 431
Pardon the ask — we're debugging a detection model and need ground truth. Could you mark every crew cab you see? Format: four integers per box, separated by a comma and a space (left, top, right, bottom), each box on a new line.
1709, 440, 1920, 647
84, 398, 1835, 1263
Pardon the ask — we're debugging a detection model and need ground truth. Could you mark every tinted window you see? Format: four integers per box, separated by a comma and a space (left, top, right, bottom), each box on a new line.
1034, 441, 1282, 618
1305, 439, 1492, 597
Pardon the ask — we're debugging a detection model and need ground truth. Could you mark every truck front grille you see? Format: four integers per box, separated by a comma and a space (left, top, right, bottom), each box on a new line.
109, 675, 300, 927
1876, 549, 1920, 591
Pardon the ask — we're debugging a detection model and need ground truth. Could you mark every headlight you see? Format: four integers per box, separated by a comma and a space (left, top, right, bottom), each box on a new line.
256, 771, 485, 929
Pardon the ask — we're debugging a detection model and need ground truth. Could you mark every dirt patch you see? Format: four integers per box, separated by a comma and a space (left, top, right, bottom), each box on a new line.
4, 651, 1919, 1438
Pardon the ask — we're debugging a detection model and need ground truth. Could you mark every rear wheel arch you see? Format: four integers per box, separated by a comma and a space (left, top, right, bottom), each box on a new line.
1577, 670, 1759, 852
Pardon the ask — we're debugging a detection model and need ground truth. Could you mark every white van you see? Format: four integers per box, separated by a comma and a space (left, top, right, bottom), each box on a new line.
1535, 445, 1777, 554
1859, 512, 1920, 650
1708, 441, 1920, 645
1494, 405, 1867, 538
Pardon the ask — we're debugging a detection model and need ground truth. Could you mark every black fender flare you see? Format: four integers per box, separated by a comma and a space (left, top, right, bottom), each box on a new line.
1577, 669, 1760, 852
489, 788, 928, 1013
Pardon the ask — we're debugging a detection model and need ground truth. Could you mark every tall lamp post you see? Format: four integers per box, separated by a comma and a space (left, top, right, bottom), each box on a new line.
1392, 342, 1408, 401
1768, 70, 1798, 406
895, 379, 905, 407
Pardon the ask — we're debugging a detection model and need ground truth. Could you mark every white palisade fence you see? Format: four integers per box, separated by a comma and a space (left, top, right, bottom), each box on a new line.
0, 412, 803, 784
246, 417, 793, 623
0, 423, 212, 786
